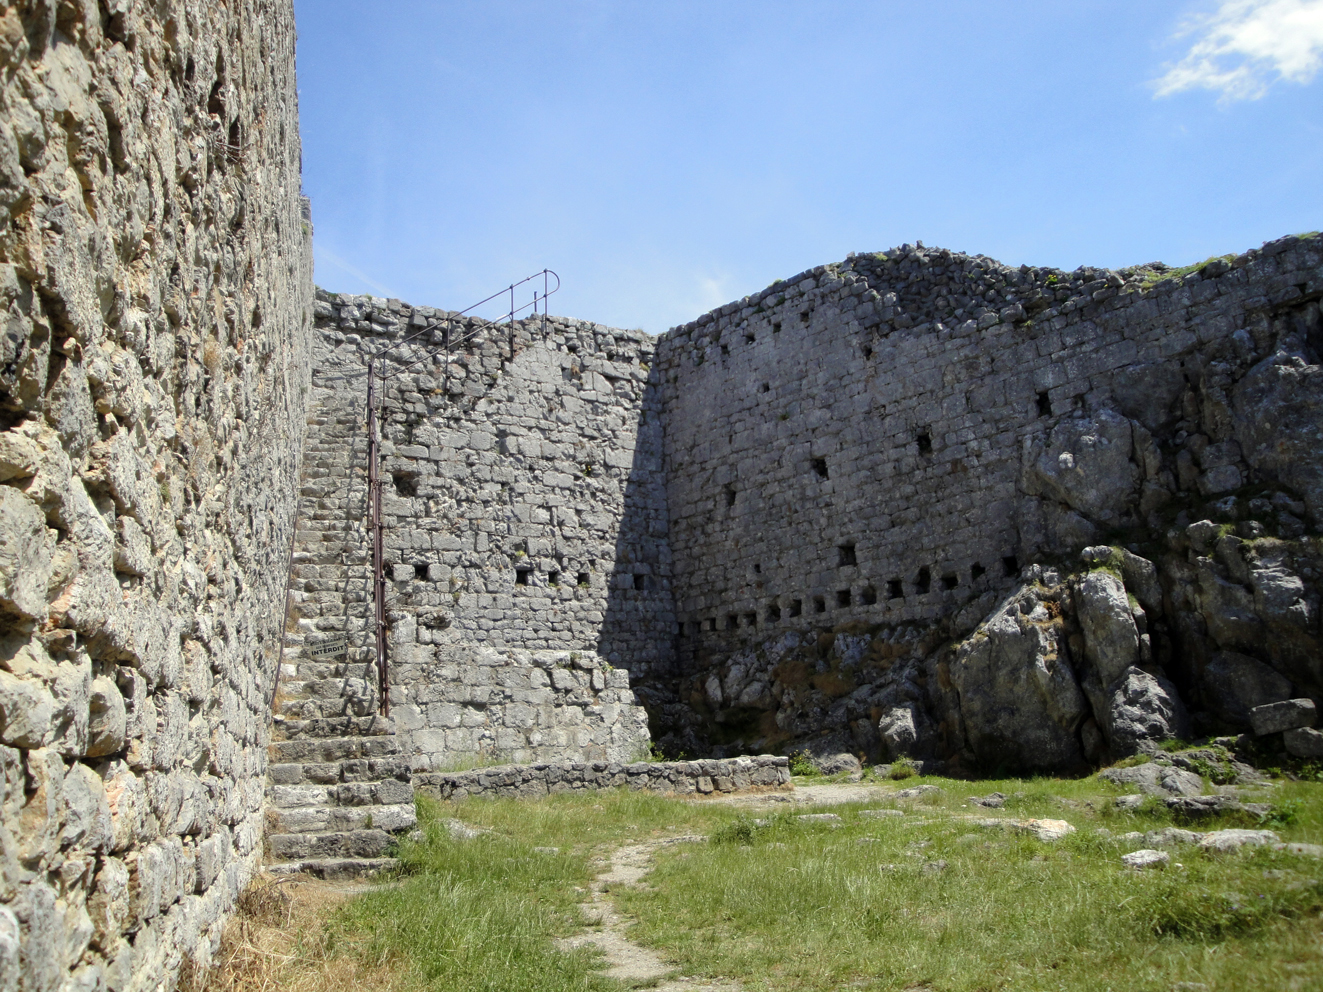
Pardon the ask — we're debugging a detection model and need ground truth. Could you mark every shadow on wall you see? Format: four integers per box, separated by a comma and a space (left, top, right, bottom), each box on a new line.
598, 364, 679, 731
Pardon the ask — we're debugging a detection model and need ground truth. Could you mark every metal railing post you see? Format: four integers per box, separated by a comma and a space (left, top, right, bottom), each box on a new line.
366, 358, 389, 717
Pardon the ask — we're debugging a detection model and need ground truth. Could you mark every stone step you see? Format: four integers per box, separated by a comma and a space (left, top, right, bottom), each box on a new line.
273, 715, 393, 740
267, 778, 413, 811
266, 857, 399, 880
265, 801, 416, 834
276, 698, 376, 721
269, 757, 409, 785
278, 661, 376, 681
277, 676, 374, 700
267, 828, 395, 861
269, 734, 403, 764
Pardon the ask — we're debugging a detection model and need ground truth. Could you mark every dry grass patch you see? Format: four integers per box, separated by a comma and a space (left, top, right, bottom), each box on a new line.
205, 873, 408, 992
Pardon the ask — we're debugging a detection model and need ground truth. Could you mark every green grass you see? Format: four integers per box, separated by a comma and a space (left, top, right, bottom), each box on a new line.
315, 775, 1323, 992
1139, 254, 1236, 290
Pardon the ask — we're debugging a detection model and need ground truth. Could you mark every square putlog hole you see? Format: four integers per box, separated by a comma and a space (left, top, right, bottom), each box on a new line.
812, 457, 829, 479
916, 431, 932, 455
577, 572, 590, 587
743, 612, 758, 628
941, 574, 959, 591
767, 603, 782, 622
392, 473, 419, 497
836, 589, 852, 607
1002, 555, 1019, 577
916, 567, 931, 594
789, 599, 803, 617
838, 543, 857, 567
726, 615, 738, 631
887, 579, 904, 600
861, 586, 877, 605
633, 573, 647, 591
813, 596, 826, 614
515, 567, 532, 586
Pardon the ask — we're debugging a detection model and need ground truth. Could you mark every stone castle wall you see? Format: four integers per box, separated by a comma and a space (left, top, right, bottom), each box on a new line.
654, 235, 1323, 758
0, 3, 311, 990
284, 296, 673, 768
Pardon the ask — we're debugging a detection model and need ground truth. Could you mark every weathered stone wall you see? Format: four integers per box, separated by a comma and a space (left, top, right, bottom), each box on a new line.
654, 235, 1323, 762
0, 2, 311, 990
415, 754, 791, 802
285, 295, 671, 768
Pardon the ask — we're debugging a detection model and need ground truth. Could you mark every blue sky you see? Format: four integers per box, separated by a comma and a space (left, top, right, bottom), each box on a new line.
294, 1, 1323, 333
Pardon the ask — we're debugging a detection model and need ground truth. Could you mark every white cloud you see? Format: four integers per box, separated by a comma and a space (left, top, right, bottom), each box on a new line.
1154, 0, 1323, 102
314, 245, 397, 298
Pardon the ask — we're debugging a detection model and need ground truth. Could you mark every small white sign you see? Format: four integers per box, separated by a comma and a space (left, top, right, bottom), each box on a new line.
308, 637, 348, 660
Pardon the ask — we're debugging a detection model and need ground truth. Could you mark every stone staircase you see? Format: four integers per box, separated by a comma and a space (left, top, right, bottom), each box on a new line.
265, 657, 418, 879
263, 384, 417, 879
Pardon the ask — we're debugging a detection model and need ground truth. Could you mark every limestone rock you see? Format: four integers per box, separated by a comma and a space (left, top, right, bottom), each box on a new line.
811, 753, 861, 776
950, 584, 1086, 772
1023, 409, 1139, 523
1099, 762, 1202, 797
0, 906, 17, 992
1077, 570, 1139, 687
0, 671, 54, 748
86, 677, 127, 758
1284, 726, 1323, 759
1122, 849, 1169, 869
1106, 668, 1189, 756
877, 704, 922, 760
0, 486, 54, 619
1017, 818, 1075, 842
1198, 829, 1280, 853
1249, 698, 1317, 736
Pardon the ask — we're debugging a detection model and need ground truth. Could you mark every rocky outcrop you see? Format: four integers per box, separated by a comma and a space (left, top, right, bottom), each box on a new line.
0, 3, 311, 990
949, 581, 1087, 772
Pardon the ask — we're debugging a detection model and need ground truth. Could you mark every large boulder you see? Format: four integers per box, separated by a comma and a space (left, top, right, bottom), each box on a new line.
1107, 668, 1190, 756
951, 585, 1087, 772
1076, 570, 1139, 686
1022, 409, 1140, 523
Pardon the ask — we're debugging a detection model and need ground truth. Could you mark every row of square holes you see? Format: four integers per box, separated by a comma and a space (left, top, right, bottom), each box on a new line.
678, 555, 1018, 636
718, 310, 812, 356
513, 567, 655, 592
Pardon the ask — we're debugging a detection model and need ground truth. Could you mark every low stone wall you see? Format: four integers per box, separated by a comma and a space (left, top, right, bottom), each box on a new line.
415, 754, 791, 801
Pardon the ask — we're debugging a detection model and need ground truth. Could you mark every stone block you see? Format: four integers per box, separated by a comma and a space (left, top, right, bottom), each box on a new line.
1284, 727, 1323, 759
1250, 698, 1317, 736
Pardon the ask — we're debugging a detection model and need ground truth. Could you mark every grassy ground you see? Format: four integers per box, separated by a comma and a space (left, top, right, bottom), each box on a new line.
233, 769, 1323, 992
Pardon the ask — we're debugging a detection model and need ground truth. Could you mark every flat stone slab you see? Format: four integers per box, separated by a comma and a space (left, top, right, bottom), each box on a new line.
1250, 698, 1317, 736
1122, 849, 1170, 869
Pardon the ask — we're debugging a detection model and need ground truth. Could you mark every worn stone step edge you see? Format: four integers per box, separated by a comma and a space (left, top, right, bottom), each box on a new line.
268, 759, 411, 786
267, 828, 396, 860
273, 715, 394, 740
269, 735, 403, 764
266, 781, 414, 809
265, 857, 399, 880
266, 801, 417, 835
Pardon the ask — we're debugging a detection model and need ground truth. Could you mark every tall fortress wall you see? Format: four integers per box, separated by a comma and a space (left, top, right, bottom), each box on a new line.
285, 299, 665, 771
654, 237, 1323, 765
0, 2, 311, 991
